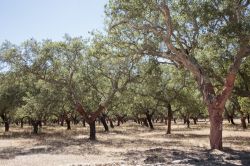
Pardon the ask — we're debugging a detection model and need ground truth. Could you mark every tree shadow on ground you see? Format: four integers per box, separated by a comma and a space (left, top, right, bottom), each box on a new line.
123, 147, 250, 165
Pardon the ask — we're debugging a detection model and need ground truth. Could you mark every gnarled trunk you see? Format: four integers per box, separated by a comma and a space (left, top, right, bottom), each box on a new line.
89, 120, 96, 140
209, 107, 223, 150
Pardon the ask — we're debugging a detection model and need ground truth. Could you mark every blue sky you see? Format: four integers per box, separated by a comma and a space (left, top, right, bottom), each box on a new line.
0, 0, 108, 44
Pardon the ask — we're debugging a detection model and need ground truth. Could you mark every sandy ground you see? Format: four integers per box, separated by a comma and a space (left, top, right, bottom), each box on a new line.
0, 120, 250, 166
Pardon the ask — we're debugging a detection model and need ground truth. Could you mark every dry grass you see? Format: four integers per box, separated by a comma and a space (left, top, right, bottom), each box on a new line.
0, 120, 249, 165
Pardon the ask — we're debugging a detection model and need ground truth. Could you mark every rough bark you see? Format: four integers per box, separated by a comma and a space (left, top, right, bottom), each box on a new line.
209, 107, 223, 150
89, 120, 96, 140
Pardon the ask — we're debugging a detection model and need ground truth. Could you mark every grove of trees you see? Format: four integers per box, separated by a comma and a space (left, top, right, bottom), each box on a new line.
0, 0, 249, 150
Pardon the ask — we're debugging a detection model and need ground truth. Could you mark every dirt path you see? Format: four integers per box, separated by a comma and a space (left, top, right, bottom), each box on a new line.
0, 121, 250, 165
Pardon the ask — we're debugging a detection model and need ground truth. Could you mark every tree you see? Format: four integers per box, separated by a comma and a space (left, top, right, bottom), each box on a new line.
106, 0, 250, 149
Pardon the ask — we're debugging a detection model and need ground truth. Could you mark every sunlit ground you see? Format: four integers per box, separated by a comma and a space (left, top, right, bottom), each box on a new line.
0, 120, 249, 165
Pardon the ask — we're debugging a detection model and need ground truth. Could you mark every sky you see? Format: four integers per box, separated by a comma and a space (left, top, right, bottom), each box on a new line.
0, 0, 108, 44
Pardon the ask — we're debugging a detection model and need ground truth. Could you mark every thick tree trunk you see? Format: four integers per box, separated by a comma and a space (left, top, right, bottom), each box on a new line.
89, 121, 96, 140
146, 113, 154, 130
241, 116, 247, 129
166, 104, 172, 134
100, 115, 109, 132
66, 119, 71, 130
4, 121, 10, 132
209, 107, 223, 150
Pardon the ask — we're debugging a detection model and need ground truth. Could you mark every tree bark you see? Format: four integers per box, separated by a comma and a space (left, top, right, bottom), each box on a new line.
247, 114, 250, 123
82, 119, 86, 127
109, 119, 114, 128
193, 117, 198, 125
20, 119, 24, 128
4, 121, 10, 132
146, 113, 154, 130
100, 115, 109, 132
89, 120, 96, 140
186, 118, 190, 128
241, 116, 247, 129
166, 103, 172, 134
32, 121, 39, 134
66, 119, 71, 130
209, 107, 223, 150
143, 118, 149, 127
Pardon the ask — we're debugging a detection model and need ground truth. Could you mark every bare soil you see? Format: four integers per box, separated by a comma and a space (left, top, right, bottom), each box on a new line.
0, 120, 250, 166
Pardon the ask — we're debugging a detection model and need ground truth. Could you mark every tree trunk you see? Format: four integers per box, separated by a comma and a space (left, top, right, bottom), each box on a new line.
247, 114, 250, 123
4, 121, 10, 132
60, 118, 64, 126
100, 115, 109, 132
209, 107, 223, 150
186, 118, 190, 128
193, 117, 197, 125
173, 118, 177, 124
229, 116, 235, 125
32, 121, 39, 134
109, 119, 114, 128
82, 119, 86, 127
166, 104, 172, 134
117, 120, 120, 126
89, 121, 96, 140
20, 119, 24, 128
143, 118, 149, 127
241, 116, 247, 129
146, 113, 154, 130
66, 119, 71, 130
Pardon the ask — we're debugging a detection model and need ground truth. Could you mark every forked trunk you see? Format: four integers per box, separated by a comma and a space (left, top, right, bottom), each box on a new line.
166, 104, 172, 134
209, 107, 223, 150
89, 120, 96, 140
